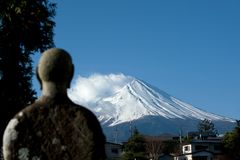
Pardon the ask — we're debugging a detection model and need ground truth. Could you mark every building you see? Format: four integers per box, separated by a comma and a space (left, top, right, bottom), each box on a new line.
175, 138, 224, 160
159, 153, 174, 160
105, 142, 123, 160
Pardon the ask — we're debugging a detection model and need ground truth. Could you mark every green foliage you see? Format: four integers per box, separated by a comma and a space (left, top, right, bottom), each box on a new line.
0, 0, 56, 144
0, 0, 56, 51
223, 121, 240, 159
198, 119, 217, 136
122, 128, 148, 160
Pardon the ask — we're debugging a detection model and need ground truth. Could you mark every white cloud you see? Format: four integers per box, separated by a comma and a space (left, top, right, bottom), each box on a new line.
68, 73, 133, 106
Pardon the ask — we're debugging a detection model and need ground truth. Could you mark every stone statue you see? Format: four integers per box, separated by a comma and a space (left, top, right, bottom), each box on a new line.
2, 48, 106, 160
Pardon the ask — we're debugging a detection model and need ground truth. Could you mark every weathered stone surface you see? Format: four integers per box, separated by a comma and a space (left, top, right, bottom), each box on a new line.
3, 96, 106, 160
3, 48, 106, 160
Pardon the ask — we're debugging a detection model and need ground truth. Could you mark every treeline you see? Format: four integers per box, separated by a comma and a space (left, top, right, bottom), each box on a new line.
122, 128, 180, 160
121, 119, 240, 160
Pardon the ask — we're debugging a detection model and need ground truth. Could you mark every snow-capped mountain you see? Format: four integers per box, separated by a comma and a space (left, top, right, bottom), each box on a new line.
69, 74, 235, 141
94, 79, 233, 126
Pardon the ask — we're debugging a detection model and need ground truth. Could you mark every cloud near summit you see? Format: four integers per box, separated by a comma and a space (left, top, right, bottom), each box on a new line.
68, 73, 133, 106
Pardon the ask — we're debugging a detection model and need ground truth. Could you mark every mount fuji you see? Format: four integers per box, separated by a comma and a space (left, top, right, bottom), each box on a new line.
69, 74, 235, 142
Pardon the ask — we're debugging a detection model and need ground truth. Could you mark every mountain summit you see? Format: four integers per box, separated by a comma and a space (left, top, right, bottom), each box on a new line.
95, 78, 233, 126
69, 74, 235, 141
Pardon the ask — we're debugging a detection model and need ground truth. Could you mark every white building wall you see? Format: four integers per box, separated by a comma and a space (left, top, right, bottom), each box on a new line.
182, 144, 192, 154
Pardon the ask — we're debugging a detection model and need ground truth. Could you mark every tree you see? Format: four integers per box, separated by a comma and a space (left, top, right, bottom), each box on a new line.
162, 139, 180, 155
0, 0, 56, 145
198, 119, 217, 137
123, 128, 148, 160
145, 136, 164, 160
223, 120, 240, 159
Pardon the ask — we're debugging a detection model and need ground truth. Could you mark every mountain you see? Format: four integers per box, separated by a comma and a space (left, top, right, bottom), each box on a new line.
69, 75, 236, 142
95, 79, 233, 125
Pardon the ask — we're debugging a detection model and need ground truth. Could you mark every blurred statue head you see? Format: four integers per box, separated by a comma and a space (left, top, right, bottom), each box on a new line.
37, 48, 74, 90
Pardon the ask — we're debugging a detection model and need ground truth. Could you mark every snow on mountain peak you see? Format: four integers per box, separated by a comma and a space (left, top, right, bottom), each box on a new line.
68, 73, 133, 105
68, 73, 234, 127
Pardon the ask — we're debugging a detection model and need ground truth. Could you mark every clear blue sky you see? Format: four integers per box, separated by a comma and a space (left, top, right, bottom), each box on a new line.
33, 0, 240, 119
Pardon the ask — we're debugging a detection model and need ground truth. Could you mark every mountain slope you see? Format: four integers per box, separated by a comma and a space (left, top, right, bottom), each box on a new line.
94, 79, 234, 126
69, 74, 235, 141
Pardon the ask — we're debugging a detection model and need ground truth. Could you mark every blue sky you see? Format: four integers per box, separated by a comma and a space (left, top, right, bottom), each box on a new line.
33, 0, 240, 119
